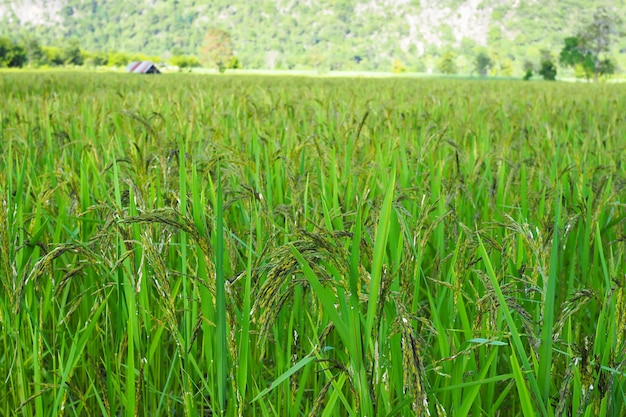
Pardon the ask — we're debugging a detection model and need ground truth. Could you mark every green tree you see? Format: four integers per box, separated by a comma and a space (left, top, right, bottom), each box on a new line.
62, 38, 84, 65
228, 56, 241, 70
522, 60, 534, 80
391, 59, 406, 73
539, 49, 557, 81
42, 46, 64, 66
9, 43, 26, 67
500, 58, 514, 77
107, 52, 130, 67
560, 36, 586, 67
437, 50, 458, 75
559, 36, 594, 81
0, 37, 27, 67
200, 28, 236, 73
560, 21, 621, 83
25, 37, 45, 67
169, 55, 201, 70
577, 7, 623, 83
474, 51, 492, 76
539, 59, 557, 81
83, 51, 108, 67
522, 70, 533, 81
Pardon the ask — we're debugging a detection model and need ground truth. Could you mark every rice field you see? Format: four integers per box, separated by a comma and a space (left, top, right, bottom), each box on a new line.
1, 72, 625, 416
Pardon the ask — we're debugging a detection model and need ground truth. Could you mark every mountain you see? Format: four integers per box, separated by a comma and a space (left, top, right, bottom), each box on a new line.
1, 0, 625, 72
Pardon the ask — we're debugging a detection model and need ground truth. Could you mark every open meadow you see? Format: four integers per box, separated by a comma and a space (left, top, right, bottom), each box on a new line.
1, 72, 626, 416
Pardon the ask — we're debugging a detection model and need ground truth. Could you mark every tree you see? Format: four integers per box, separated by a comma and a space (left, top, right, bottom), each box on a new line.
437, 50, 458, 75
228, 56, 241, 70
169, 55, 201, 70
42, 46, 64, 66
559, 35, 617, 82
539, 60, 557, 81
391, 59, 406, 73
0, 37, 27, 67
200, 28, 237, 73
25, 37, 45, 67
559, 36, 586, 67
107, 51, 130, 67
559, 36, 594, 81
522, 69, 533, 81
522, 60, 534, 80
597, 58, 615, 78
474, 51, 492, 76
9, 43, 26, 68
62, 38, 83, 66
538, 49, 557, 81
577, 7, 623, 83
500, 58, 514, 77
84, 51, 108, 67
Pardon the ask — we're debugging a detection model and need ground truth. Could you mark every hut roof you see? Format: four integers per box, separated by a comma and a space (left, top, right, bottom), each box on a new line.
126, 61, 160, 74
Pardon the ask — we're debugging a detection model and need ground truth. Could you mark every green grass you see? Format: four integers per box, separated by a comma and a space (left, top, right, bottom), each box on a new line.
1, 71, 626, 416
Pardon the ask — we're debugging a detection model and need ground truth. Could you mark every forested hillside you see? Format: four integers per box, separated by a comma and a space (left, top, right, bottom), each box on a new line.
1, 0, 625, 72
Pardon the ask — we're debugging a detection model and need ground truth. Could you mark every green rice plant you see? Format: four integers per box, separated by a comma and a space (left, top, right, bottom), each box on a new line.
2, 71, 626, 416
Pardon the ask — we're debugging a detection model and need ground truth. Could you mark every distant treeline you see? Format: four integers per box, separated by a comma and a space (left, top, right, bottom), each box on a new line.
0, 36, 200, 69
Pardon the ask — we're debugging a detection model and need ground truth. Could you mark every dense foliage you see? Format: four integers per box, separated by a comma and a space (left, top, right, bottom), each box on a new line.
0, 36, 26, 67
1, 0, 625, 72
2, 72, 626, 416
200, 28, 239, 72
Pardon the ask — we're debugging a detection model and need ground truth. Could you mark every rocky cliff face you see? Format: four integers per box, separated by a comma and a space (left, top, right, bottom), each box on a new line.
0, 0, 621, 71
0, 0, 536, 50
1, 0, 63, 25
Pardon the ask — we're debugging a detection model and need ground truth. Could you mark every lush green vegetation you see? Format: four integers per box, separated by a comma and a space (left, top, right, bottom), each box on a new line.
0, 35, 187, 70
2, 0, 625, 72
1, 72, 626, 416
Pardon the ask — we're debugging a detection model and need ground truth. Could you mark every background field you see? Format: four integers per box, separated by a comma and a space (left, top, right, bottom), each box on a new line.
1, 72, 625, 416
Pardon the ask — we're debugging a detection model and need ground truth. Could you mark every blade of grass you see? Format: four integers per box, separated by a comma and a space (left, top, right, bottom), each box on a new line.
539, 195, 560, 400
365, 165, 395, 336
251, 355, 316, 403
511, 349, 536, 417
478, 235, 549, 417
457, 348, 505, 417
215, 164, 228, 415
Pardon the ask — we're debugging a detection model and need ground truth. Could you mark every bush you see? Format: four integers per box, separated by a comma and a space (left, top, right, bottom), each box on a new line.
83, 51, 108, 67
0, 37, 27, 67
523, 69, 533, 81
41, 46, 64, 66
475, 52, 492, 76
227, 56, 241, 70
169, 55, 201, 69
539, 60, 557, 81
107, 51, 131, 67
391, 59, 406, 73
61, 38, 83, 66
437, 51, 458, 75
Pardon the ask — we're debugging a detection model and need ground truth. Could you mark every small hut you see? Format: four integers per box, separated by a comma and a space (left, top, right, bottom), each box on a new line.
126, 61, 161, 74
